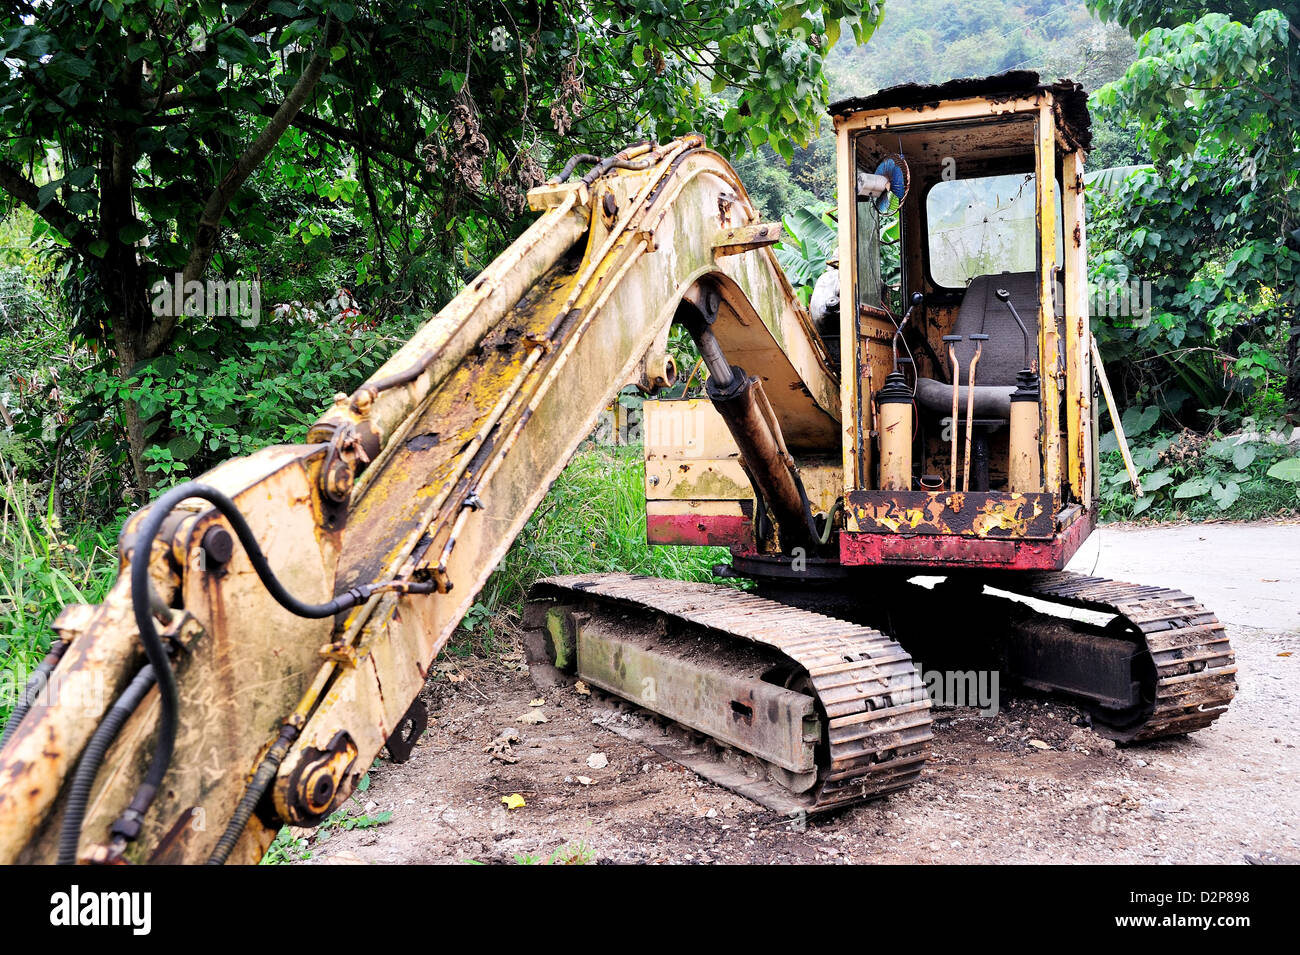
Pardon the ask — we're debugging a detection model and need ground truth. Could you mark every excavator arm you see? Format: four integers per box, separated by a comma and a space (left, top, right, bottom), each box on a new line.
0, 137, 841, 864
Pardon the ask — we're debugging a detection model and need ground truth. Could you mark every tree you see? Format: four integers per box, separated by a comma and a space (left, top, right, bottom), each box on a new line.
0, 0, 885, 492
1087, 4, 1300, 415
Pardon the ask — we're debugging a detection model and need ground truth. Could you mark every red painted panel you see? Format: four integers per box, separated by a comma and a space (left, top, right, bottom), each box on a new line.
840, 508, 1093, 571
647, 512, 753, 548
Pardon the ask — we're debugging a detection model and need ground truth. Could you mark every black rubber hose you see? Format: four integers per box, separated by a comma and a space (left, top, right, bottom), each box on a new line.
206, 724, 298, 865
549, 152, 600, 183
57, 664, 156, 865
579, 155, 657, 185
122, 481, 435, 851
0, 641, 69, 750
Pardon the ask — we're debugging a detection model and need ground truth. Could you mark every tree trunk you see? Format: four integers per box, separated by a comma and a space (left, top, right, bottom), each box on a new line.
111, 320, 152, 496
103, 125, 160, 498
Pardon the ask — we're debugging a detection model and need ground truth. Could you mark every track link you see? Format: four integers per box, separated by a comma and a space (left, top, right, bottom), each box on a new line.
527, 574, 933, 814
991, 571, 1237, 741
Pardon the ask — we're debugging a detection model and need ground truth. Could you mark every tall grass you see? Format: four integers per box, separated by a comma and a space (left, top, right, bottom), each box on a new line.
451, 445, 732, 654
0, 460, 118, 724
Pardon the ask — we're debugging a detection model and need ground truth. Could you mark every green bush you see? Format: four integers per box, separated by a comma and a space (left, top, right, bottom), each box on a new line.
1097, 404, 1300, 521
84, 313, 425, 485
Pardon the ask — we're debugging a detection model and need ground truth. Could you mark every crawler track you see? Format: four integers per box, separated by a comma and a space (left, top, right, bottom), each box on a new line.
528, 574, 933, 814
992, 571, 1237, 741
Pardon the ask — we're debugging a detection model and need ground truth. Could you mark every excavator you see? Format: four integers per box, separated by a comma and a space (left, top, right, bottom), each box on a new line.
0, 71, 1237, 863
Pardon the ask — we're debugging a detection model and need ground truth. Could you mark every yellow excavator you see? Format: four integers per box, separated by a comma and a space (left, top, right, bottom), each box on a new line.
0, 72, 1236, 863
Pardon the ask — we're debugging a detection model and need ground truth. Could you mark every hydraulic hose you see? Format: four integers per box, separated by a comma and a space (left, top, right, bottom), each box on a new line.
57, 664, 156, 865
206, 724, 298, 865
0, 640, 70, 750
117, 481, 436, 852
815, 500, 844, 546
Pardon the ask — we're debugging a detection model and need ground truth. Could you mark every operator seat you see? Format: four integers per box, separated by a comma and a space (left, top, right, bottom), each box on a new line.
914, 270, 1039, 419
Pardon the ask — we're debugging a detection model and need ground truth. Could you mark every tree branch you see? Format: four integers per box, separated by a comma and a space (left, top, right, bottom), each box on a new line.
272, 105, 419, 163
163, 27, 334, 351
0, 159, 88, 252
143, 0, 277, 110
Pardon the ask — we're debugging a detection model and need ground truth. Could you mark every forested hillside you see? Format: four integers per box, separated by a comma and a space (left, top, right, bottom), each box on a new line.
738, 0, 1141, 218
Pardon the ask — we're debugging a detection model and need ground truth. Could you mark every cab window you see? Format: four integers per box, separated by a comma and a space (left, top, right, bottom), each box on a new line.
926, 173, 1038, 288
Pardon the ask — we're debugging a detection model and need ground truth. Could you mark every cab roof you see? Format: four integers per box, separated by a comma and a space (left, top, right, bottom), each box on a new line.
829, 70, 1092, 152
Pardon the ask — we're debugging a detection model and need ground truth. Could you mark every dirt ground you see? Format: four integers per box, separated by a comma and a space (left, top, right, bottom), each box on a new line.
300, 522, 1299, 865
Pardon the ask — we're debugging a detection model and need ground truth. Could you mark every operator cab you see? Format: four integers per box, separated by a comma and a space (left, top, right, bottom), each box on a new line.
830, 71, 1097, 570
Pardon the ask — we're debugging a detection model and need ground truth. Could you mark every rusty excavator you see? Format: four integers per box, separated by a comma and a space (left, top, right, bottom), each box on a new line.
0, 72, 1236, 863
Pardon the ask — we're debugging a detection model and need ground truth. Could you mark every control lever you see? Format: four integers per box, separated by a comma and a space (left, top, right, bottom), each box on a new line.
995, 287, 1034, 371
892, 292, 925, 371
964, 334, 988, 492
996, 285, 1042, 398
942, 334, 962, 492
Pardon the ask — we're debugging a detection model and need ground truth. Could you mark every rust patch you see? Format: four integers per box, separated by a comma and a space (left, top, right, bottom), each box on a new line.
841, 507, 1092, 570
148, 807, 202, 864
846, 490, 1056, 539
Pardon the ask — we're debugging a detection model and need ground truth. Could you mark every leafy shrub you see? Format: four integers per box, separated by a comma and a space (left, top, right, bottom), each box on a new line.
1098, 404, 1300, 521
1085, 9, 1298, 418
775, 201, 838, 305
85, 313, 425, 484
0, 464, 117, 725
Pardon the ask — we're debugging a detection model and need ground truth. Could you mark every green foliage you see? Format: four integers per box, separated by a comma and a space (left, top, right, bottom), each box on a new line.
1088, 1, 1294, 36
664, 325, 707, 397
1086, 6, 1299, 415
0, 464, 117, 726
1268, 457, 1300, 483
731, 148, 820, 221
260, 771, 394, 864
513, 841, 595, 865
774, 201, 837, 303
1084, 164, 1153, 195
630, 1, 887, 162
0, 265, 53, 333
85, 314, 423, 482
0, 299, 425, 519
260, 827, 313, 865
444, 599, 505, 659
1097, 405, 1300, 521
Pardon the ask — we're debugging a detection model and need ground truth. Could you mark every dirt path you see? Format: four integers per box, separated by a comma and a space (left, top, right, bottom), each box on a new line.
298, 522, 1299, 865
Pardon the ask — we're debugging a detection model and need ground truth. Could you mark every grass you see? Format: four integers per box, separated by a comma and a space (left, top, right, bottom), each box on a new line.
445, 444, 733, 656
460, 840, 596, 865
0, 459, 118, 725
511, 841, 595, 865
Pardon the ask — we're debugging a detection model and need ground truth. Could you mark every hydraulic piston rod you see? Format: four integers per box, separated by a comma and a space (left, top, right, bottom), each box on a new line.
681, 291, 818, 552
